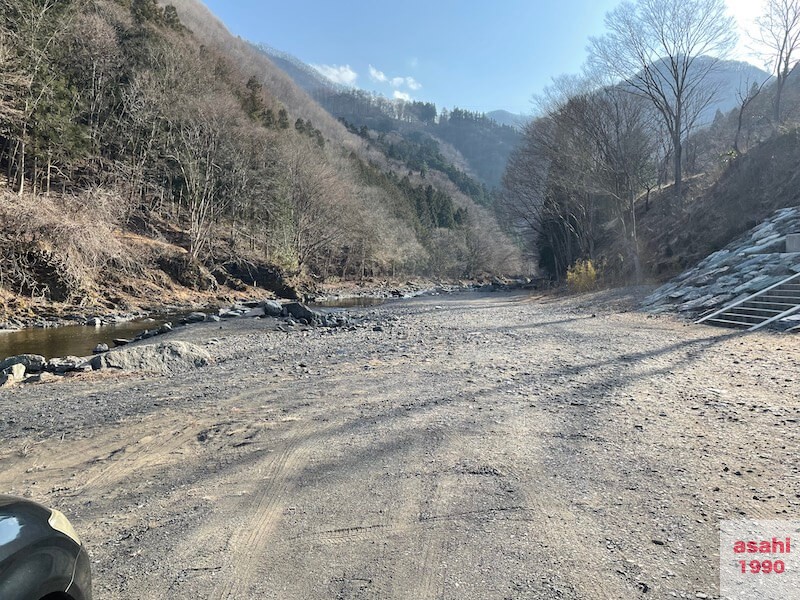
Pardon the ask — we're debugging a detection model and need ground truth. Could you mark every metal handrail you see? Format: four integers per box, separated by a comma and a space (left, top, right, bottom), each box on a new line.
695, 272, 800, 324
750, 303, 800, 331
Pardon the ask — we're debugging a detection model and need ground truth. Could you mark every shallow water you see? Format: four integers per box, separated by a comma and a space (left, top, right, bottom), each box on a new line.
0, 297, 390, 361
0, 314, 180, 361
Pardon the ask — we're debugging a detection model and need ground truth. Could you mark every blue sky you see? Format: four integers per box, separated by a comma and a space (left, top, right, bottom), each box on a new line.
202, 0, 767, 116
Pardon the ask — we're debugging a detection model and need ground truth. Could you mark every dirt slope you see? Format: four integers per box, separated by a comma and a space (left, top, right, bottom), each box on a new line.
1, 290, 798, 599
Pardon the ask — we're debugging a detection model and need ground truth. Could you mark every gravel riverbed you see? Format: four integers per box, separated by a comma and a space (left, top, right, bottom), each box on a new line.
1, 288, 798, 599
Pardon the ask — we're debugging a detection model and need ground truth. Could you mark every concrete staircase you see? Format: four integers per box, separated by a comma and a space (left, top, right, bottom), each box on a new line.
696, 273, 800, 331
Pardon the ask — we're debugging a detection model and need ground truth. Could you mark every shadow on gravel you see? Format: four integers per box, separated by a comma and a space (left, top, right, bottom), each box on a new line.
545, 330, 737, 384
499, 316, 596, 330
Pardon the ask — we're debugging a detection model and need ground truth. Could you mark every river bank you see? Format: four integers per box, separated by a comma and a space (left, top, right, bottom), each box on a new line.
0, 276, 523, 332
0, 278, 530, 365
1, 288, 798, 598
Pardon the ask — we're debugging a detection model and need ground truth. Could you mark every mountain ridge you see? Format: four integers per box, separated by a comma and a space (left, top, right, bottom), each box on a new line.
256, 45, 522, 189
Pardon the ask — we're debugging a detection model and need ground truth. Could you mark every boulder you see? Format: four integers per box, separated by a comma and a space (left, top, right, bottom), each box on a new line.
93, 343, 110, 354
85, 317, 103, 327
91, 341, 211, 374
134, 329, 159, 341
112, 339, 131, 347
0, 354, 46, 374
185, 312, 207, 324
732, 275, 769, 295
261, 300, 283, 317
678, 295, 714, 312
282, 302, 318, 322
742, 240, 785, 255
46, 356, 91, 374
25, 372, 58, 384
3, 363, 26, 380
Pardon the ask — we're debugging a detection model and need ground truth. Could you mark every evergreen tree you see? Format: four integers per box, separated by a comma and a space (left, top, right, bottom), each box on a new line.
163, 5, 182, 29
131, 0, 161, 24
277, 108, 289, 129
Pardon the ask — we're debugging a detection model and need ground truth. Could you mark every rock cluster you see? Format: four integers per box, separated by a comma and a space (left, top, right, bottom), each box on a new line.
0, 300, 348, 385
0, 353, 76, 386
0, 312, 146, 332
642, 207, 800, 315
183, 300, 351, 329
0, 341, 211, 384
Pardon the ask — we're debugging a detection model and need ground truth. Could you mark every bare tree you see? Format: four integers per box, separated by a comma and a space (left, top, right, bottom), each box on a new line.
733, 78, 769, 154
273, 139, 350, 271
501, 70, 659, 282
0, 28, 26, 144
165, 94, 240, 260
68, 12, 122, 161
755, 0, 800, 127
589, 0, 736, 205
500, 112, 595, 279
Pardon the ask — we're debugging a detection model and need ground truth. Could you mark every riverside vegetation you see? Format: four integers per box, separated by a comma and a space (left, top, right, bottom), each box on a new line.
5, 0, 800, 327
0, 0, 521, 324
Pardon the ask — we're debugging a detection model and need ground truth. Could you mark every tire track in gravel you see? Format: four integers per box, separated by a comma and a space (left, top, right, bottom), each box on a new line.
501, 403, 646, 598
208, 418, 321, 600
76, 420, 202, 493
0, 412, 199, 496
400, 423, 454, 600
59, 378, 307, 499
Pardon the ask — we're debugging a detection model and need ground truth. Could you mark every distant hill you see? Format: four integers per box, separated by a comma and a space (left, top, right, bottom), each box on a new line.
256, 44, 343, 96
255, 45, 521, 190
700, 58, 772, 121
640, 57, 772, 126
487, 110, 528, 130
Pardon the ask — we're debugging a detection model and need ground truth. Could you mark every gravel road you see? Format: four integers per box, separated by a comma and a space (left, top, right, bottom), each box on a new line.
1, 289, 798, 599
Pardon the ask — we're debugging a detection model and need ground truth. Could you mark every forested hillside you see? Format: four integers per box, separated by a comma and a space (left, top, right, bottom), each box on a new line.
317, 90, 522, 191
0, 0, 520, 313
500, 0, 800, 287
258, 46, 522, 190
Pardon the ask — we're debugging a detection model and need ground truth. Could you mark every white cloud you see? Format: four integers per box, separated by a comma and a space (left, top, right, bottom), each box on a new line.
368, 65, 387, 83
389, 75, 422, 90
367, 64, 423, 93
312, 64, 357, 86
393, 90, 412, 102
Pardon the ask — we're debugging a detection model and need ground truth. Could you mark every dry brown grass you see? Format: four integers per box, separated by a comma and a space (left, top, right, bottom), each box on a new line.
0, 189, 135, 302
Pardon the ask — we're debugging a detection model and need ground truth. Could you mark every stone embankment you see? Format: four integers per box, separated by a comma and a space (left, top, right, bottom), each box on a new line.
642, 206, 800, 316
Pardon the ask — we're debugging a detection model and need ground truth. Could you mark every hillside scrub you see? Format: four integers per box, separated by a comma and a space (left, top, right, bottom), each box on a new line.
0, 189, 134, 303
636, 130, 800, 278
0, 0, 520, 312
502, 0, 800, 287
